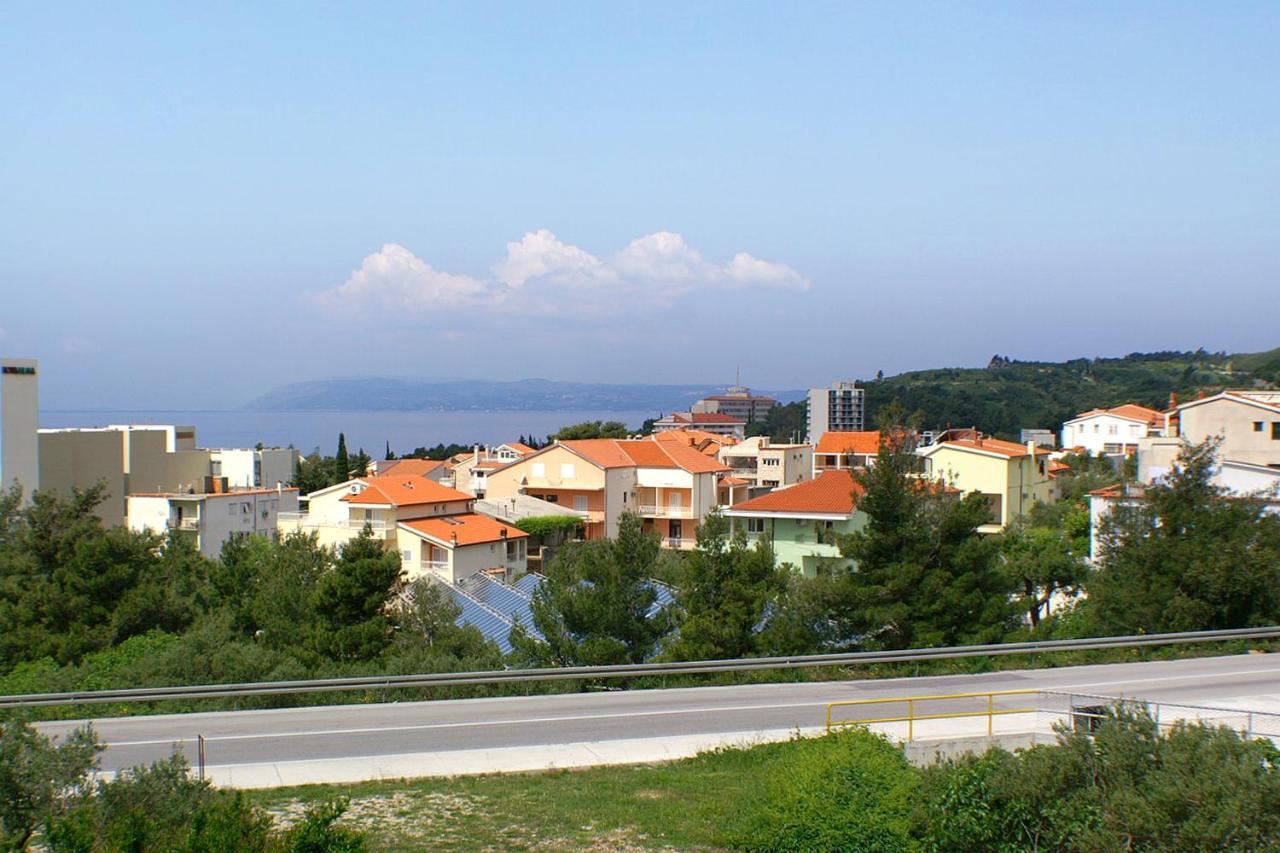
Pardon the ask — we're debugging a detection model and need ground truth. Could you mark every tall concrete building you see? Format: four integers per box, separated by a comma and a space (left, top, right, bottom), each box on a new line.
806, 380, 865, 444
1, 358, 39, 499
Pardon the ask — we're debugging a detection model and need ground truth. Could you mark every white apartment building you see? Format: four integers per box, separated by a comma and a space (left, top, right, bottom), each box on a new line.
806, 381, 865, 444
209, 448, 300, 489
1060, 404, 1166, 456
718, 437, 811, 491
1138, 390, 1280, 485
128, 487, 300, 559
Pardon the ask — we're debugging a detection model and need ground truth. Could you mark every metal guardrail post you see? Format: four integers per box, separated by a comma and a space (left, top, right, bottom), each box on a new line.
197, 734, 205, 782
988, 693, 994, 736
907, 698, 914, 741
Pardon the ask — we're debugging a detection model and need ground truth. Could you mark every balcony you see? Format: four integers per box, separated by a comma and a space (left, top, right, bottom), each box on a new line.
638, 504, 696, 519
277, 513, 391, 532
661, 537, 696, 550
416, 560, 450, 574
167, 517, 201, 532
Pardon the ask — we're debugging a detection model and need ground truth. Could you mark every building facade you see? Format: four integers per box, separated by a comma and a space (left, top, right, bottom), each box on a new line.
0, 358, 39, 499
1060, 404, 1166, 456
718, 437, 812, 491
723, 470, 865, 577
918, 437, 1055, 532
128, 487, 300, 558
690, 385, 777, 424
805, 381, 865, 444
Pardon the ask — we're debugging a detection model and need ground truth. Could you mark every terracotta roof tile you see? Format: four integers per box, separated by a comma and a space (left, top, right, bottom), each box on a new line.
342, 476, 473, 507
816, 431, 882, 455
376, 459, 445, 477
728, 470, 862, 515
400, 513, 528, 547
932, 437, 1051, 458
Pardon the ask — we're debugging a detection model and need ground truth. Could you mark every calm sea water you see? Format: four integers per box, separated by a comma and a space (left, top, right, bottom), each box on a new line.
38, 409, 657, 455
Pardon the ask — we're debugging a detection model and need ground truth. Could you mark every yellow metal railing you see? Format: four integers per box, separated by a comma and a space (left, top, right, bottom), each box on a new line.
826, 689, 1041, 741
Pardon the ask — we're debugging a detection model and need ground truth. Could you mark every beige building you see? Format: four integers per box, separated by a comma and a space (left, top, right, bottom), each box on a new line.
280, 475, 527, 583
690, 385, 777, 424
446, 443, 538, 497
37, 425, 212, 527
918, 436, 1055, 532
718, 436, 812, 491
1173, 391, 1280, 469
1, 358, 39, 500
484, 437, 730, 549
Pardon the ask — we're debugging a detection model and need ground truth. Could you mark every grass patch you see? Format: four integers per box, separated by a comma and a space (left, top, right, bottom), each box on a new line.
251, 736, 815, 850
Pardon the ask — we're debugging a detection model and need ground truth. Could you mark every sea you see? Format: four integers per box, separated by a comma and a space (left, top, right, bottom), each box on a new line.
38, 409, 657, 456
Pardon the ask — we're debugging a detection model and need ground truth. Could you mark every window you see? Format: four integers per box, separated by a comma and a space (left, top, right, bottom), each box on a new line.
532, 462, 546, 478
1108, 425, 1118, 435
747, 518, 765, 534
1093, 424, 1100, 434
1273, 423, 1280, 441
573, 496, 588, 512
560, 463, 576, 479
1254, 422, 1264, 432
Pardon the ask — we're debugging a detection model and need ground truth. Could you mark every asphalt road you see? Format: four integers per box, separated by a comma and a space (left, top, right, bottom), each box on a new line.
37, 654, 1280, 774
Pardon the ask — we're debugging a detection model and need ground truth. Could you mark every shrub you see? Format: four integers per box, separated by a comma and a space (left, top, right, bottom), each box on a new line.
732, 728, 917, 852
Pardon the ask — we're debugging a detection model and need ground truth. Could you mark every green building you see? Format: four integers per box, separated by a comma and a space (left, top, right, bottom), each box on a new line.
723, 470, 865, 577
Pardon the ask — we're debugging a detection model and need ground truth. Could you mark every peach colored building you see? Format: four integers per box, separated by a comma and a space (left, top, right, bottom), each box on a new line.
484, 437, 730, 549
279, 474, 526, 582
812, 430, 882, 476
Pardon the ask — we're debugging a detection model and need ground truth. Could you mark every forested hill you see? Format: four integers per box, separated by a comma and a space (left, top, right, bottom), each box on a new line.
756, 348, 1280, 441
865, 348, 1280, 438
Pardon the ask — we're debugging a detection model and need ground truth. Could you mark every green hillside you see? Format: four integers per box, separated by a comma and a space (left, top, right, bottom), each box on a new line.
760, 348, 1278, 441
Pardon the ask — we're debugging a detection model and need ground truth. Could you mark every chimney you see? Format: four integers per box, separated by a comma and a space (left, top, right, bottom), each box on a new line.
1027, 440, 1036, 457
450, 532, 457, 546
500, 527, 508, 539
1169, 390, 1178, 409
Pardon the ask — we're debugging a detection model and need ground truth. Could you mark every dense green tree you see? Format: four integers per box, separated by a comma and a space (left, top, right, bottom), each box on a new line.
547, 420, 630, 442
333, 432, 350, 483
1000, 522, 1088, 629
837, 421, 1016, 649
310, 531, 404, 661
663, 510, 784, 661
0, 718, 100, 850
1087, 439, 1280, 634
511, 512, 673, 666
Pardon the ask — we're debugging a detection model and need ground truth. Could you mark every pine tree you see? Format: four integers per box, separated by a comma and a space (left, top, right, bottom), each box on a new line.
333, 433, 349, 482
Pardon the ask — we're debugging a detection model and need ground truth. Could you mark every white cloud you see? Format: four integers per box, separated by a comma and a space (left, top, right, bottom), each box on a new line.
492, 229, 616, 290
313, 243, 490, 314
313, 231, 808, 319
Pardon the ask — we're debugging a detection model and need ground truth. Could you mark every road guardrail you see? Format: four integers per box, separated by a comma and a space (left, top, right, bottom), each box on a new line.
1, 626, 1276, 708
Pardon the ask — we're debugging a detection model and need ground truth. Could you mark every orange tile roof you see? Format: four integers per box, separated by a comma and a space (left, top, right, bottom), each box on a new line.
376, 458, 445, 477
562, 439, 730, 474
654, 429, 735, 454
1071, 403, 1165, 425
936, 437, 1051, 458
560, 439, 638, 469
342, 476, 473, 507
728, 470, 862, 515
400, 513, 529, 547
718, 476, 752, 487
816, 431, 882, 455
503, 442, 537, 455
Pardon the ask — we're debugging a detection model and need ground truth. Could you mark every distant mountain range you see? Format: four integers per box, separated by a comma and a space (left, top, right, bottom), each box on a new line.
244, 378, 806, 414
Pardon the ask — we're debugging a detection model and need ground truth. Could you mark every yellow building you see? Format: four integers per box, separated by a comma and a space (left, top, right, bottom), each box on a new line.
918, 437, 1055, 532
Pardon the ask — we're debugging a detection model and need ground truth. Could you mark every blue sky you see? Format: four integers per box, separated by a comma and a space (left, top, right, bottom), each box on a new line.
2, 2, 1277, 408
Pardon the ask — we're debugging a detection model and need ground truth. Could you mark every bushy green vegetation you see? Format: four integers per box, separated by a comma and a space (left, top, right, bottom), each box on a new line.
0, 487, 502, 709
247, 712, 1280, 851
0, 717, 365, 851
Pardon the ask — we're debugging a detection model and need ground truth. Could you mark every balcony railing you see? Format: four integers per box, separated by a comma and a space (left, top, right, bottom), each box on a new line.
661, 537, 696, 550
638, 504, 695, 519
416, 560, 450, 573
167, 518, 201, 531
277, 513, 391, 532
